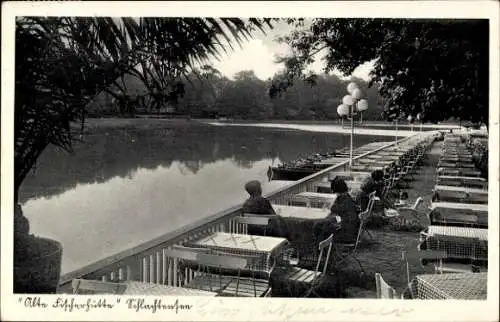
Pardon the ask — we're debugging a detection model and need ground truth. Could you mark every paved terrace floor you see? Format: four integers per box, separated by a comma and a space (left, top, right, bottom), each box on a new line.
338, 140, 444, 298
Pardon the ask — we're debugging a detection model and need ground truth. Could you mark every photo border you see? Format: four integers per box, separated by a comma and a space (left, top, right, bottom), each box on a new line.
2, 1, 499, 321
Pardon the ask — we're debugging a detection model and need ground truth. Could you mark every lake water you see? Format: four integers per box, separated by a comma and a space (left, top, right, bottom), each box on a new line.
20, 120, 410, 274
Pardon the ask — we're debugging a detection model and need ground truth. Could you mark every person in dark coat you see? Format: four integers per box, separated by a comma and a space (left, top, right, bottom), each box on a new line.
242, 180, 276, 235
314, 177, 361, 244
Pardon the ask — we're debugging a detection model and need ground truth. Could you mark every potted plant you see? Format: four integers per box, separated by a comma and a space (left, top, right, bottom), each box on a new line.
13, 17, 114, 294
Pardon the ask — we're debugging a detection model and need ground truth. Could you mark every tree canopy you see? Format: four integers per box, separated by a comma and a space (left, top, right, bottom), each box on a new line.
272, 18, 489, 125
15, 17, 275, 201
88, 67, 385, 120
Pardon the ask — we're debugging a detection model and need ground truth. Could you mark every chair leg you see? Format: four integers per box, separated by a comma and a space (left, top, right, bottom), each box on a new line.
349, 255, 366, 275
365, 229, 374, 241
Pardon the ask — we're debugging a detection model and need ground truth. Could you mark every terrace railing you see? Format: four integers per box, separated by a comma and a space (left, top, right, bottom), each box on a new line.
57, 133, 432, 293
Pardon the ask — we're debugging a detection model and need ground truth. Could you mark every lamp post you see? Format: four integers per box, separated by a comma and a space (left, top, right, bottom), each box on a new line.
394, 118, 398, 146
407, 115, 414, 132
416, 113, 423, 132
337, 82, 368, 167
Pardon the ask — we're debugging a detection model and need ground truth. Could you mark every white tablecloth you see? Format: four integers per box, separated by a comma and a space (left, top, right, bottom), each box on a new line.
272, 204, 330, 220
427, 225, 488, 241
434, 185, 488, 195
430, 202, 488, 215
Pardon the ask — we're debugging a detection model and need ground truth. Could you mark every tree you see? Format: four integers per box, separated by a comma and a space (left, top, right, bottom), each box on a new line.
177, 66, 232, 117
15, 17, 275, 204
215, 70, 271, 119
271, 18, 489, 126
268, 71, 385, 120
14, 18, 276, 291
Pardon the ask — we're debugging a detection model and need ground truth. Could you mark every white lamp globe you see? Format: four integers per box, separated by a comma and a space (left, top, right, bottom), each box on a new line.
342, 94, 354, 106
347, 82, 359, 94
351, 88, 363, 100
416, 113, 421, 121
407, 115, 413, 122
357, 99, 368, 111
336, 104, 343, 115
337, 104, 349, 116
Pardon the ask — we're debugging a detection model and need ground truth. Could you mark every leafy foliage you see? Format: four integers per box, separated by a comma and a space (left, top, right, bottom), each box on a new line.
15, 17, 275, 202
272, 18, 489, 125
88, 67, 385, 120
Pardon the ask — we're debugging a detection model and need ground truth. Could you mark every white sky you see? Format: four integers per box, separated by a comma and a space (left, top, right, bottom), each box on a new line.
211, 21, 374, 81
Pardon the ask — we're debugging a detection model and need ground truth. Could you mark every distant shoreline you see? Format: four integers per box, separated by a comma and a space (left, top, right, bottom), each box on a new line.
75, 117, 460, 131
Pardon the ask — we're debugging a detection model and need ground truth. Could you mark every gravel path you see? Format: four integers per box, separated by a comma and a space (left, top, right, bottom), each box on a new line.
341, 140, 443, 298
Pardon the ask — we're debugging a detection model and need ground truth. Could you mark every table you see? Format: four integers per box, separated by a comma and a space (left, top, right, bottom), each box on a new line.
433, 185, 488, 204
314, 157, 348, 166
123, 281, 218, 296
429, 202, 488, 228
356, 159, 395, 167
315, 180, 362, 194
422, 225, 488, 261
440, 156, 473, 162
376, 151, 405, 156
290, 191, 337, 208
427, 225, 488, 241
413, 273, 487, 300
437, 161, 475, 168
385, 147, 412, 152
365, 154, 401, 161
273, 204, 330, 220
328, 171, 371, 182
430, 202, 488, 216
350, 164, 385, 172
272, 206, 340, 270
441, 152, 473, 158
442, 147, 471, 152
186, 232, 288, 272
437, 175, 487, 188
437, 167, 482, 177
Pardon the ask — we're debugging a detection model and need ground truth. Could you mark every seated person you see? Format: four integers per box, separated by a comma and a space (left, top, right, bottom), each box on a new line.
314, 177, 361, 244
242, 180, 276, 235
356, 170, 394, 212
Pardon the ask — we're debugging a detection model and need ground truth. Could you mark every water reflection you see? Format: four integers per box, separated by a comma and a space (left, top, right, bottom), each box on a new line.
20, 123, 393, 273
20, 123, 364, 202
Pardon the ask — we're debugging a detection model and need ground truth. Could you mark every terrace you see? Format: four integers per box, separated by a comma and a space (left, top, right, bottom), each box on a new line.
57, 129, 488, 300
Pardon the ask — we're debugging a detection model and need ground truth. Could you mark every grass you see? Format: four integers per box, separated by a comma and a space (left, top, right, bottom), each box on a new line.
337, 141, 444, 298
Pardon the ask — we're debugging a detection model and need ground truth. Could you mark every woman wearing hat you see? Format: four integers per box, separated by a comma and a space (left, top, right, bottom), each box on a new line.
242, 180, 276, 235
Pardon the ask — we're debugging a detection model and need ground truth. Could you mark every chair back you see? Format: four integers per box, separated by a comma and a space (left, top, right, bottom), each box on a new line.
165, 245, 209, 262
382, 178, 393, 196
72, 279, 127, 294
315, 233, 334, 275
358, 191, 377, 221
237, 215, 272, 226
396, 207, 422, 226
375, 273, 397, 299
363, 191, 377, 213
196, 253, 248, 271
350, 192, 378, 252
402, 250, 447, 284
412, 197, 424, 210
